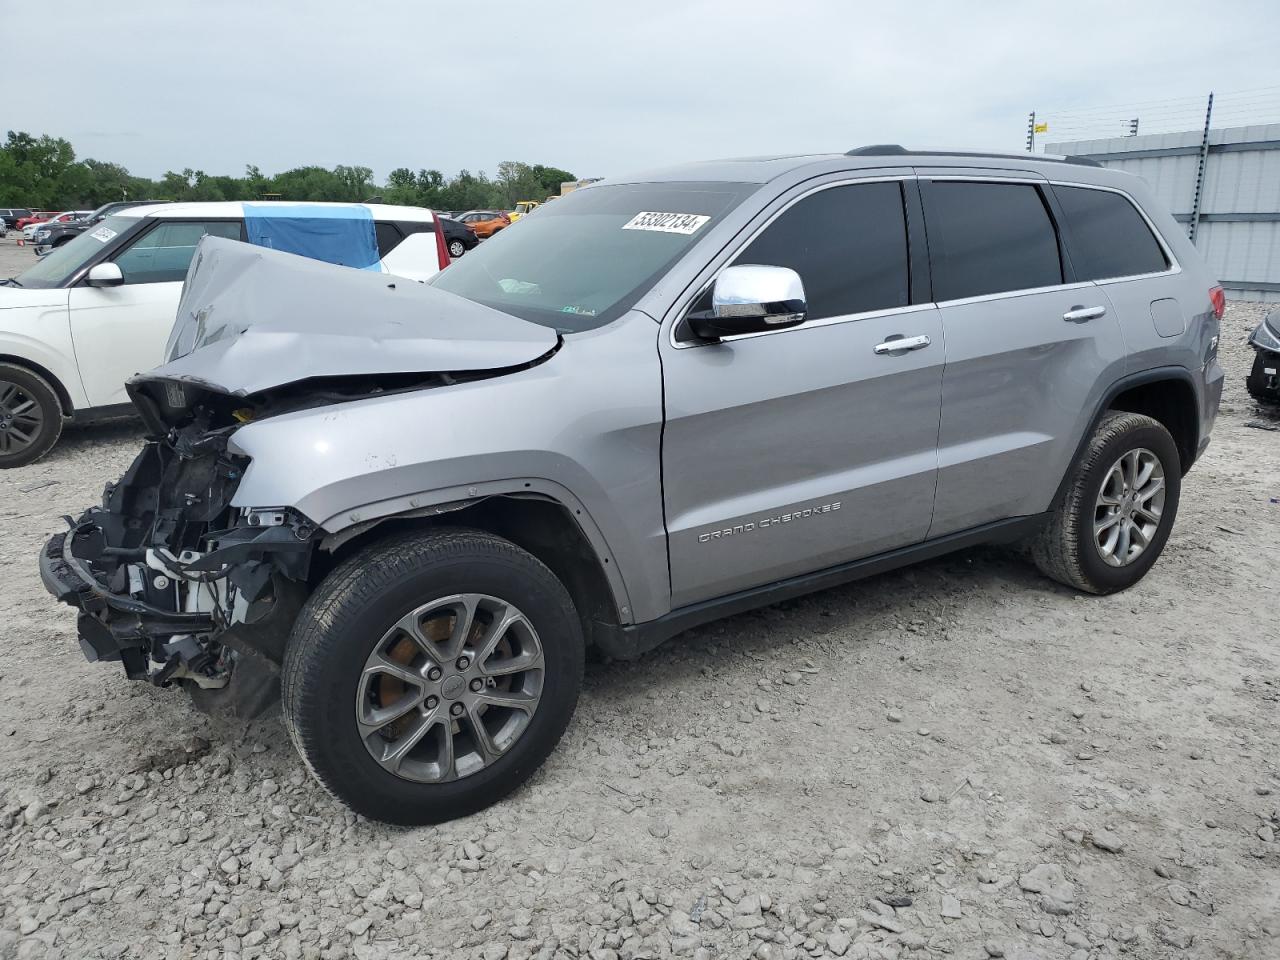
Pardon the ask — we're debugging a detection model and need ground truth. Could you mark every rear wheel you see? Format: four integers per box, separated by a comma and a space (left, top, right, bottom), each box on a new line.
1031, 411, 1181, 594
0, 363, 63, 468
282, 528, 584, 825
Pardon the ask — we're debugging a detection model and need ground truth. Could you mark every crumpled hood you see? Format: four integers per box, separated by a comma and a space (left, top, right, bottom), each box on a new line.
143, 235, 558, 397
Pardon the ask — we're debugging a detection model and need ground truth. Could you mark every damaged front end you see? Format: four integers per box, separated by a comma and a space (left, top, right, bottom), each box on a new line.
39, 234, 564, 714
40, 380, 315, 711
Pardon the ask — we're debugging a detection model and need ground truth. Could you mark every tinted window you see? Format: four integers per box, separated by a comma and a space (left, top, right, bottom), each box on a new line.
925, 182, 1062, 300
114, 220, 242, 284
374, 221, 403, 257
735, 181, 909, 320
1054, 185, 1168, 280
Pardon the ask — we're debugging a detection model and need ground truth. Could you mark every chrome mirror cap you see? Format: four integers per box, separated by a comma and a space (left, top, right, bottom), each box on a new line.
689, 264, 808, 340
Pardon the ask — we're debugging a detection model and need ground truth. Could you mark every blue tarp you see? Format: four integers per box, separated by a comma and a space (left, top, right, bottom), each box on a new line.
243, 203, 380, 270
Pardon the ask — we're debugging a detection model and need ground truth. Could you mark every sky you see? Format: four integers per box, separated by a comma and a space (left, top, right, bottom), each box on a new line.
9, 0, 1280, 183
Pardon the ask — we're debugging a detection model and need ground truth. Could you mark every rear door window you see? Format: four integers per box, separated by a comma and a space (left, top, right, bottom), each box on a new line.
1053, 185, 1169, 280
734, 181, 910, 320
923, 181, 1063, 301
113, 220, 242, 284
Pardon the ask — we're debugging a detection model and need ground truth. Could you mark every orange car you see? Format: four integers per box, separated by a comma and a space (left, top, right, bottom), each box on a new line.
456, 210, 510, 238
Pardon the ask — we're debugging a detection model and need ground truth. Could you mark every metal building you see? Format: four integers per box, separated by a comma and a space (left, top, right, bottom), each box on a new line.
1047, 123, 1280, 302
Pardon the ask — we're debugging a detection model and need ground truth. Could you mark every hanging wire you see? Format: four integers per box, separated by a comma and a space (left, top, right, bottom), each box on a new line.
1034, 85, 1280, 148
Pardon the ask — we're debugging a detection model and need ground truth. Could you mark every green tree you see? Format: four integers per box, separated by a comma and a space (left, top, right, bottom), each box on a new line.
0, 129, 577, 214
0, 131, 78, 207
531, 164, 576, 198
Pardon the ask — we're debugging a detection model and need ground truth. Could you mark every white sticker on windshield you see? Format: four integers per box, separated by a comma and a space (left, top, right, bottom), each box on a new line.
89, 226, 117, 243
622, 211, 711, 235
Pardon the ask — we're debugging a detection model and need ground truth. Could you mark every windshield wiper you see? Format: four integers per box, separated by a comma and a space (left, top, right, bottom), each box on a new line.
0, 277, 21, 287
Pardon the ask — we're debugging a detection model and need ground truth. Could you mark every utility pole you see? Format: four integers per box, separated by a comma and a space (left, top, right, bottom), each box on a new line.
1128, 118, 1139, 137
1026, 112, 1037, 153
1188, 92, 1214, 245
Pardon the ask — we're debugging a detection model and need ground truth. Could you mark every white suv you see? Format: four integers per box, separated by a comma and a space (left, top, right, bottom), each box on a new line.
0, 201, 452, 466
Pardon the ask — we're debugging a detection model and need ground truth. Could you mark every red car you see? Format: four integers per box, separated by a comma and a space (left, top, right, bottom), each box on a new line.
14, 211, 59, 231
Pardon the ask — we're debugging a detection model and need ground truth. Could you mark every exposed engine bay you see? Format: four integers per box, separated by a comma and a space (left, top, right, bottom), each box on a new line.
39, 233, 565, 714
41, 364, 557, 716
41, 392, 316, 706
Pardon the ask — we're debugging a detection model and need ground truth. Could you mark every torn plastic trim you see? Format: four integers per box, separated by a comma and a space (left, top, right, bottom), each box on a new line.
43, 529, 216, 627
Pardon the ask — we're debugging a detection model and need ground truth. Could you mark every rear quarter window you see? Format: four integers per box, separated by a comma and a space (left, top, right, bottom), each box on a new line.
1054, 185, 1169, 280
374, 221, 404, 257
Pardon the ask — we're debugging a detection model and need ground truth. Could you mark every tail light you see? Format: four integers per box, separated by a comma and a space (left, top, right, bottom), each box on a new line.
431, 213, 451, 271
1209, 285, 1225, 321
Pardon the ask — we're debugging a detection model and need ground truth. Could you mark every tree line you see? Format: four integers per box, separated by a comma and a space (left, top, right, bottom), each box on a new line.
0, 131, 577, 213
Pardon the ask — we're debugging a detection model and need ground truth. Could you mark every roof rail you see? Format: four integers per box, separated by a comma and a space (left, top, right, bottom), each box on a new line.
845, 145, 1101, 167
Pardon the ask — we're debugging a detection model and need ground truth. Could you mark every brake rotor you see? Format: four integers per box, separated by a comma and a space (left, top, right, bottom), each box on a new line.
376, 634, 425, 740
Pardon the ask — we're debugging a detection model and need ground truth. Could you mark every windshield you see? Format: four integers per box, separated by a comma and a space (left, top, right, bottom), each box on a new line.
430, 181, 757, 332
14, 215, 138, 288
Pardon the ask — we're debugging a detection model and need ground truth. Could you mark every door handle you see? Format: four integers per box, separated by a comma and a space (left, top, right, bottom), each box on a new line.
1063, 305, 1106, 323
873, 334, 932, 355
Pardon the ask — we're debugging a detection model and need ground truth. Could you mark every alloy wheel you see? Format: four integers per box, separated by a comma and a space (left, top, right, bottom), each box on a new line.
0, 379, 44, 457
355, 593, 545, 782
1093, 447, 1166, 567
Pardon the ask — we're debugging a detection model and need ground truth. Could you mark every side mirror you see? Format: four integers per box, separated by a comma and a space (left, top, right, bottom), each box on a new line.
687, 264, 807, 340
85, 262, 124, 287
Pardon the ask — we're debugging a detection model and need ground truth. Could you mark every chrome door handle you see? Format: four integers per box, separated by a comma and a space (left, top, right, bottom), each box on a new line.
1063, 305, 1106, 323
873, 334, 932, 355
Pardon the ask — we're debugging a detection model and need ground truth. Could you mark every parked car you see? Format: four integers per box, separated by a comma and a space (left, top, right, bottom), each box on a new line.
38, 147, 1223, 826
22, 210, 90, 240
0, 201, 452, 466
437, 215, 479, 259
0, 208, 34, 232
33, 201, 168, 253
456, 209, 510, 238
1246, 308, 1280, 404
14, 211, 60, 232
509, 200, 540, 221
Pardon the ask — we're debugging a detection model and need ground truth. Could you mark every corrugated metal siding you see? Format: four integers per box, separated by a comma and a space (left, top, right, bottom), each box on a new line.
1047, 124, 1280, 302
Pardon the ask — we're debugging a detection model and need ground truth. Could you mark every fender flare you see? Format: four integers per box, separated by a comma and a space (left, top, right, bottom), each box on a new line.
314, 476, 638, 624
1050, 364, 1200, 509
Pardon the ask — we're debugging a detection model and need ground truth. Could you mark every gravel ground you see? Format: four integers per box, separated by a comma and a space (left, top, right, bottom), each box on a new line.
1, 234, 1278, 960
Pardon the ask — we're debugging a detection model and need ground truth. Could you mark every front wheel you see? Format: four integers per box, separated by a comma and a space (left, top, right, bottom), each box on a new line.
0, 363, 63, 468
282, 528, 584, 825
1031, 411, 1181, 594
448, 239, 466, 258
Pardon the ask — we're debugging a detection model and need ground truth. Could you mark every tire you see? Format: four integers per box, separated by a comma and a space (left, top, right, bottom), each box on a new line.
1031, 411, 1181, 594
53, 236, 72, 247
282, 527, 584, 825
0, 363, 63, 468
448, 239, 466, 258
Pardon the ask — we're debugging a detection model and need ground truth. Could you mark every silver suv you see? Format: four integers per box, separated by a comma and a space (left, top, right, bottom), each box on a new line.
41, 146, 1225, 824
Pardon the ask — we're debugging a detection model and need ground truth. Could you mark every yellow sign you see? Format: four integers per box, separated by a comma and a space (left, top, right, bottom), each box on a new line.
1034, 122, 1049, 133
